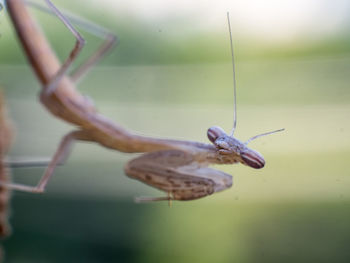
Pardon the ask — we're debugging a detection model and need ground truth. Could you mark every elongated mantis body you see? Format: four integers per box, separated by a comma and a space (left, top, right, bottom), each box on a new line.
1, 0, 283, 202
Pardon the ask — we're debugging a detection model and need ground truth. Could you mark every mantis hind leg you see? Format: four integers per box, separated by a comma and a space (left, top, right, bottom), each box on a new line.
125, 150, 233, 202
28, 0, 116, 94
0, 130, 90, 193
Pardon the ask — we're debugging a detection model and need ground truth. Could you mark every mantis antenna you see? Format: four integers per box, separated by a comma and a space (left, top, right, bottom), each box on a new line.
226, 12, 285, 142
245, 128, 285, 145
227, 12, 237, 136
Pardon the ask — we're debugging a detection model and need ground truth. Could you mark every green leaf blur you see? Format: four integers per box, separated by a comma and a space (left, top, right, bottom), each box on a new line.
0, 1, 349, 262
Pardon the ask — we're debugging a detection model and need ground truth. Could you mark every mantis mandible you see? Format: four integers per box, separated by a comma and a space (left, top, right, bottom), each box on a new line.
1, 0, 283, 202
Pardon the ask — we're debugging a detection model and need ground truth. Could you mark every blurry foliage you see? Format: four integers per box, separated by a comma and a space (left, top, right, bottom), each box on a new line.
0, 1, 350, 263
4, 196, 350, 263
1, 58, 350, 107
1, 0, 350, 66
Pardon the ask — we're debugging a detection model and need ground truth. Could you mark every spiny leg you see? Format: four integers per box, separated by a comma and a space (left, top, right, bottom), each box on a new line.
27, 0, 117, 91
0, 130, 89, 193
126, 150, 193, 203
125, 150, 233, 202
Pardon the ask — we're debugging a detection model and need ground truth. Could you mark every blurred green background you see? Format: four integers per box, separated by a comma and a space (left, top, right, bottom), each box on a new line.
0, 0, 350, 262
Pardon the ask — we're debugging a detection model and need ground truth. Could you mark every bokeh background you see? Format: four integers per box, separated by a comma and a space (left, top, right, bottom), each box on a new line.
0, 0, 350, 262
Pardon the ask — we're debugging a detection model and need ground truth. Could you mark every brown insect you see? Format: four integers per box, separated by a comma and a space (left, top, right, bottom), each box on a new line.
0, 0, 283, 202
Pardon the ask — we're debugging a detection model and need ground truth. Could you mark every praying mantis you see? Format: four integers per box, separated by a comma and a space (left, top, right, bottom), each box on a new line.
1, 0, 283, 202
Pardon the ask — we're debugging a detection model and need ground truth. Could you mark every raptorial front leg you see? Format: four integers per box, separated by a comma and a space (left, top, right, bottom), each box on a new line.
27, 0, 117, 93
0, 130, 88, 193
125, 150, 233, 202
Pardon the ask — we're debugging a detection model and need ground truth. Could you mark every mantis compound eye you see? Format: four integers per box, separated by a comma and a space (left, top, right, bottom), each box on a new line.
207, 126, 226, 144
241, 148, 265, 169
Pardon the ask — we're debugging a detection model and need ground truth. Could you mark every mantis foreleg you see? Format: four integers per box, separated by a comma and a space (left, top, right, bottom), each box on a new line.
125, 150, 233, 201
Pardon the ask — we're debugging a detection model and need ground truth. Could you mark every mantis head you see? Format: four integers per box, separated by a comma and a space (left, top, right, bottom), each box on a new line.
205, 13, 284, 170
207, 126, 265, 169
